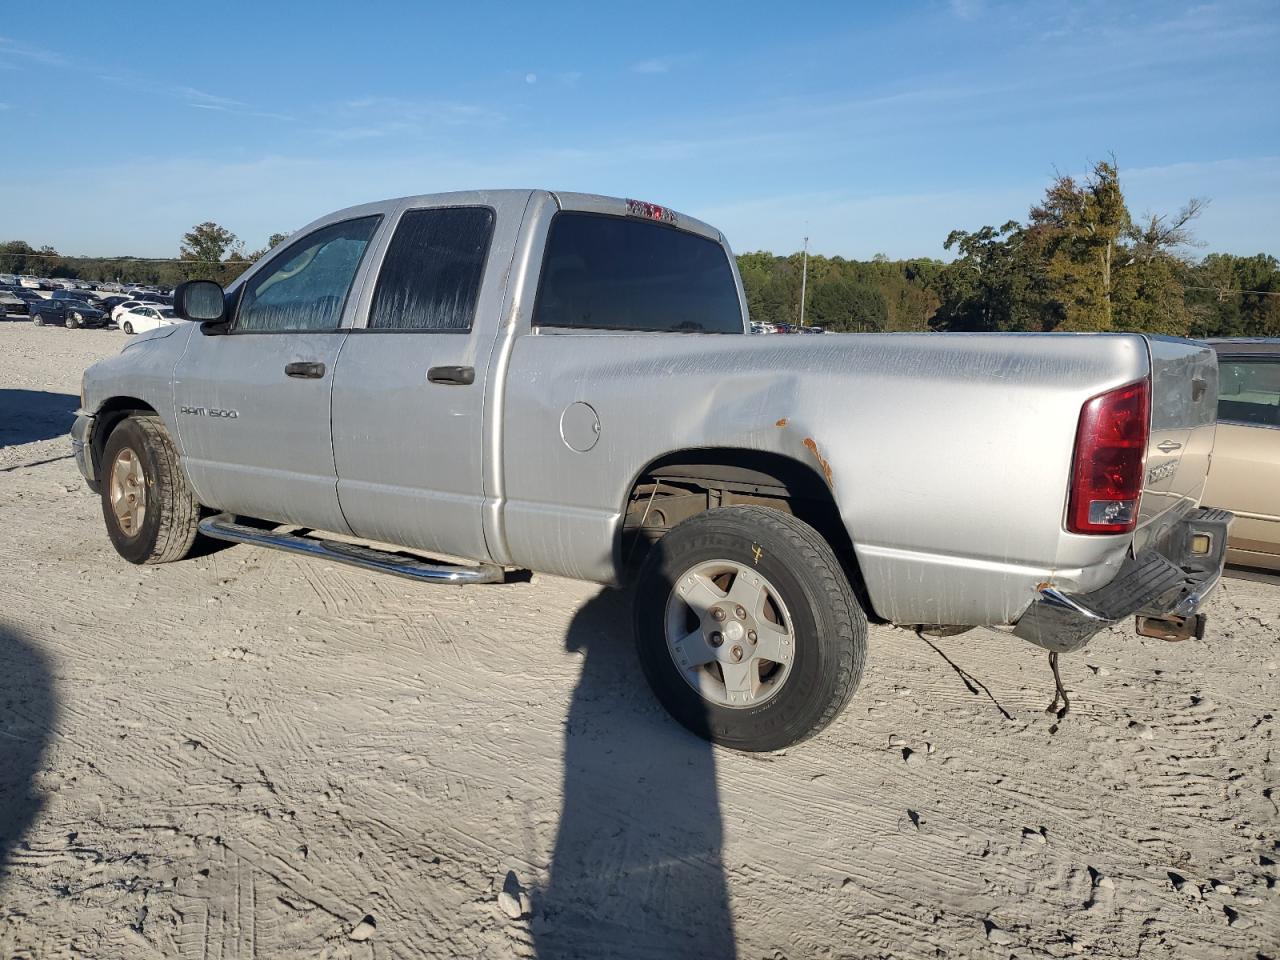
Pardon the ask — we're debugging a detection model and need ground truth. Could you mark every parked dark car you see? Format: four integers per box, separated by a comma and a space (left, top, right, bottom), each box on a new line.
11, 288, 44, 312
0, 287, 28, 315
29, 297, 106, 328
97, 295, 132, 319
52, 289, 103, 305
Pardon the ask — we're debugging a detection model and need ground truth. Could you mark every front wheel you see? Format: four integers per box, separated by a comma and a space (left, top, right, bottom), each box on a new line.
634, 505, 868, 751
100, 415, 202, 564
32, 314, 44, 326
122, 321, 133, 334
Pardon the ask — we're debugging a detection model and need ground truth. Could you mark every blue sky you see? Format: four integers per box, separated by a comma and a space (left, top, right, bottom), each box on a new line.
1, 0, 1276, 260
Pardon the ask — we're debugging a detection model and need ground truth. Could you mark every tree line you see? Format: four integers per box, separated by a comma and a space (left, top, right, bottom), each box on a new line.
3, 162, 1276, 338
739, 161, 1278, 338
0, 223, 287, 289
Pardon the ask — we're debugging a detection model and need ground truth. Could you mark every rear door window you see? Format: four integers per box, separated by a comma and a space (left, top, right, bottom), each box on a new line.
367, 207, 494, 332
1218, 358, 1280, 427
236, 216, 380, 333
533, 212, 743, 333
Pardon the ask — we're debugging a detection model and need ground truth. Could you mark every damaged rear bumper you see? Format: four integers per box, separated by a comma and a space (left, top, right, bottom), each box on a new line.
1013, 507, 1233, 653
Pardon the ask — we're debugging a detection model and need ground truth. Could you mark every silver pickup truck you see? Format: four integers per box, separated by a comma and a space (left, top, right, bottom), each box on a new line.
72, 190, 1231, 751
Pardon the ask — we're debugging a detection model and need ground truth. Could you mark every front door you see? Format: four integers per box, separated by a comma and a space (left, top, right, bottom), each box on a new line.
173, 215, 382, 532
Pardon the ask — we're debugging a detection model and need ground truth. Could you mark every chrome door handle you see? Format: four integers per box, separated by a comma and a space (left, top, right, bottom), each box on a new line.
285, 361, 326, 379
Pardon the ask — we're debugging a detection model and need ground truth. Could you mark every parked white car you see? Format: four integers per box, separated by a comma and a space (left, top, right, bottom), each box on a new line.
116, 304, 183, 335
111, 300, 146, 325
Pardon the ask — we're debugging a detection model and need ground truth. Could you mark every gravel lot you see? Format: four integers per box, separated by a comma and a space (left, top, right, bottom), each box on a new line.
0, 320, 1277, 959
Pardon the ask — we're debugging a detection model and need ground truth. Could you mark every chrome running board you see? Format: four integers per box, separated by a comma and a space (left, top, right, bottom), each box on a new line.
198, 514, 504, 585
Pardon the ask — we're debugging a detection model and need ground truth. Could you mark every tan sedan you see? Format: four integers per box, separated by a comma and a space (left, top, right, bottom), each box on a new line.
1202, 339, 1280, 571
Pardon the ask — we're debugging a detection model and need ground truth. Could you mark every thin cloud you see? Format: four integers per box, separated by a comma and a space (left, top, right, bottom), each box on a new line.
632, 57, 671, 74
631, 53, 700, 76
948, 0, 984, 19
179, 87, 250, 110
316, 96, 505, 141
0, 35, 68, 67
88, 71, 293, 121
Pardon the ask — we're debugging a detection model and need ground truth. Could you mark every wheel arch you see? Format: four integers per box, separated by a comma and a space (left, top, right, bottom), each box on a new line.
91, 397, 159, 482
617, 446, 882, 622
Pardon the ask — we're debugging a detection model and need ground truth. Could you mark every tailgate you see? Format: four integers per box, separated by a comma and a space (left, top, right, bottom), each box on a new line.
1133, 337, 1219, 552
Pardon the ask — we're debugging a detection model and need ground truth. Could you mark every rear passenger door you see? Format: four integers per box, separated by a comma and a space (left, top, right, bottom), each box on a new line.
331, 199, 517, 562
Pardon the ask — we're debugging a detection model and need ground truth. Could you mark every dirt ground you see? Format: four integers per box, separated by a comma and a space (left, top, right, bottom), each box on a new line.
0, 320, 1277, 960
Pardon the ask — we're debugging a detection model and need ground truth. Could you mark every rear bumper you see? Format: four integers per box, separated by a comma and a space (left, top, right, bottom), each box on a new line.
1013, 507, 1233, 653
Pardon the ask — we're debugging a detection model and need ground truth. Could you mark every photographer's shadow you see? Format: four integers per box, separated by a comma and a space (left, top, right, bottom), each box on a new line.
0, 623, 56, 878
533, 587, 737, 960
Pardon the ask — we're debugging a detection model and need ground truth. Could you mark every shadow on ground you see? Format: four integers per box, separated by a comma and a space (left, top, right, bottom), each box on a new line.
0, 623, 56, 878
0, 390, 79, 447
533, 587, 737, 960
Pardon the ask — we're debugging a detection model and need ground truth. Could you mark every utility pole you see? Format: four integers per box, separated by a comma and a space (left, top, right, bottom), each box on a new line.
799, 235, 809, 330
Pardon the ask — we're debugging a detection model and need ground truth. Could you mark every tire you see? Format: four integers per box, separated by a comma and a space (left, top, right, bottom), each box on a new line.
122, 321, 133, 334
100, 415, 202, 564
634, 505, 868, 751
65, 314, 78, 329
32, 314, 44, 326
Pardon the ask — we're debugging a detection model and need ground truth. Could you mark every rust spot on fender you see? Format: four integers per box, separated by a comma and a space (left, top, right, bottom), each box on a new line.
802, 437, 834, 487
775, 417, 788, 427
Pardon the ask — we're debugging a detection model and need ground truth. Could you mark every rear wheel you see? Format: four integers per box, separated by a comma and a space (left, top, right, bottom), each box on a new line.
634, 505, 868, 751
100, 415, 202, 564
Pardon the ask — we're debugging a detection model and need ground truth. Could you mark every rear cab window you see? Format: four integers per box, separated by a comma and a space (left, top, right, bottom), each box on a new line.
1218, 356, 1280, 427
533, 211, 743, 333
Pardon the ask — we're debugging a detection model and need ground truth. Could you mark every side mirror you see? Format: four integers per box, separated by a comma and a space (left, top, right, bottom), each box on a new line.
174, 280, 228, 327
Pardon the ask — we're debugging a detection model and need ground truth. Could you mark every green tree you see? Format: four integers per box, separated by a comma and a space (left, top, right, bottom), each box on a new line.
1028, 161, 1131, 330
180, 221, 243, 282
1187, 253, 1280, 337
808, 277, 887, 330
931, 221, 1046, 331
0, 240, 43, 274
737, 251, 940, 330
933, 159, 1204, 335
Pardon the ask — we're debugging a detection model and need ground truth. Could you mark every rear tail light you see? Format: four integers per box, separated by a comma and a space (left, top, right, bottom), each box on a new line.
1067, 379, 1150, 535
